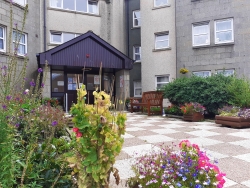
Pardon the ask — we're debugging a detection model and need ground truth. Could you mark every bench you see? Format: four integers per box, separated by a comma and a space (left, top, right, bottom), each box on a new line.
130, 91, 163, 116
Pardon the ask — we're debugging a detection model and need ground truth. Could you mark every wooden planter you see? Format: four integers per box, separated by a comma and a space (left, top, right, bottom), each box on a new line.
215, 115, 250, 128
183, 112, 204, 122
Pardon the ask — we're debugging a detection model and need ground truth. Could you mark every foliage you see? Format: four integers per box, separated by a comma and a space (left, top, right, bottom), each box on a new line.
127, 140, 226, 188
165, 104, 183, 115
179, 68, 189, 74
180, 102, 206, 115
42, 97, 59, 107
218, 105, 240, 117
238, 108, 250, 119
227, 76, 250, 108
163, 74, 233, 115
69, 85, 126, 188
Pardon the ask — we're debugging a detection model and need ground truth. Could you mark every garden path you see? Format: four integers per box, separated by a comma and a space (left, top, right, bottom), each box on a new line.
110, 112, 250, 188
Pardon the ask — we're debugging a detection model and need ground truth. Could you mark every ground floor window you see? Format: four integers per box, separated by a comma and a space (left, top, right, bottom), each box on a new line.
52, 71, 64, 92
193, 71, 211, 77
134, 81, 142, 97
155, 75, 169, 90
217, 69, 234, 76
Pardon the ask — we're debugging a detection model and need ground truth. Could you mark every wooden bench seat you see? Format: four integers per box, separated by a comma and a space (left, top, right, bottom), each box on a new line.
130, 91, 163, 116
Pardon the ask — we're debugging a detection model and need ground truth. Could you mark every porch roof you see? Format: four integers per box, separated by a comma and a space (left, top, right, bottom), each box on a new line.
37, 31, 134, 70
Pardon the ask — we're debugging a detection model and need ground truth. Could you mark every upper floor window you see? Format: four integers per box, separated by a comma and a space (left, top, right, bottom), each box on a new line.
154, 0, 168, 7
133, 10, 141, 27
217, 69, 234, 76
193, 71, 211, 77
50, 32, 80, 44
215, 18, 234, 44
13, 31, 27, 56
13, 0, 26, 6
0, 26, 6, 52
192, 22, 210, 46
50, 0, 98, 14
155, 75, 169, 90
133, 46, 141, 62
134, 81, 142, 97
155, 32, 169, 49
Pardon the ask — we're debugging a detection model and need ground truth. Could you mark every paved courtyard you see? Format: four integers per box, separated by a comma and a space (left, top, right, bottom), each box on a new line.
110, 112, 250, 188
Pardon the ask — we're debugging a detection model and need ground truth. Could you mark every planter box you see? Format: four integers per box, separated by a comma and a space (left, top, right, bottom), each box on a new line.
183, 112, 204, 122
215, 115, 250, 128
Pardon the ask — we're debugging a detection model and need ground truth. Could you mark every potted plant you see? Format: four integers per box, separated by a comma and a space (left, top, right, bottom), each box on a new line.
125, 97, 130, 111
215, 105, 250, 128
180, 102, 206, 121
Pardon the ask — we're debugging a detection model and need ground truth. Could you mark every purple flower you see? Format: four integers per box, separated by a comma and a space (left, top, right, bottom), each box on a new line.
51, 121, 58, 126
38, 68, 43, 73
15, 97, 20, 101
41, 83, 44, 88
14, 23, 17, 27
1, 65, 7, 70
30, 81, 36, 87
15, 123, 20, 128
2, 104, 7, 110
6, 95, 12, 101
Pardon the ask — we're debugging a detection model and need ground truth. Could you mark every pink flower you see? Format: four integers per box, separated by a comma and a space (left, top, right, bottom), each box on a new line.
179, 140, 191, 148
192, 144, 200, 151
72, 127, 79, 133
76, 132, 82, 138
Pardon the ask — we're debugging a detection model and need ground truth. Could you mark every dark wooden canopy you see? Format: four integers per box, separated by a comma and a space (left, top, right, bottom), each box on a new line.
37, 31, 134, 70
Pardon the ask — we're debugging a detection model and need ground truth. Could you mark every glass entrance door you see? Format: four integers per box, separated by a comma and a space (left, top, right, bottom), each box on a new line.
86, 74, 100, 104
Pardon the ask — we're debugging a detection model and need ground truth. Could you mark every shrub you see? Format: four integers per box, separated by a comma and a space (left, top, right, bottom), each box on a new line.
163, 74, 233, 115
165, 104, 183, 115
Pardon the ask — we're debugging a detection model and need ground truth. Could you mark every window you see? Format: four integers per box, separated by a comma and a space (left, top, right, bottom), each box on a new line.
0, 26, 6, 52
133, 46, 141, 62
155, 33, 169, 49
155, 75, 169, 89
13, 0, 26, 6
13, 31, 27, 56
193, 71, 211, 77
50, 32, 79, 44
217, 69, 234, 76
50, 0, 98, 14
133, 10, 141, 27
215, 19, 234, 44
192, 22, 210, 46
134, 81, 142, 97
52, 71, 64, 92
154, 0, 168, 7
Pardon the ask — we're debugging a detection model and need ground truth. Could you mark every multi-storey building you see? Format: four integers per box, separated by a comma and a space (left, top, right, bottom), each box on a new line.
176, 0, 250, 78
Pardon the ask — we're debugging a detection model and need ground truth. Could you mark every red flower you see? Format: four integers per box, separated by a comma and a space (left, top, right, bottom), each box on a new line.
73, 127, 79, 133
76, 132, 82, 137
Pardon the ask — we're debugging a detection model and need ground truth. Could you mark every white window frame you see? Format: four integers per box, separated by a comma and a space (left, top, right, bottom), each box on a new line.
214, 18, 234, 44
50, 0, 99, 14
133, 46, 141, 62
13, 31, 27, 56
13, 0, 27, 6
217, 69, 234, 76
192, 22, 210, 46
193, 71, 211, 77
155, 75, 169, 90
50, 32, 79, 44
134, 81, 142, 97
154, 0, 168, 7
0, 26, 6, 52
155, 32, 169, 49
133, 10, 141, 28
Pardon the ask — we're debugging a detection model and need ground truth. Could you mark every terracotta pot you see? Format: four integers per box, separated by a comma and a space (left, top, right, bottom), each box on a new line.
183, 112, 204, 122
215, 115, 250, 128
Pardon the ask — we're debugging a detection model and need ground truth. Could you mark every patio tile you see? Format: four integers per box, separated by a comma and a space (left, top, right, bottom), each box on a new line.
122, 144, 160, 157
224, 177, 238, 187
150, 128, 179, 134
241, 180, 250, 187
164, 120, 188, 124
213, 127, 241, 134
164, 132, 194, 140
113, 159, 135, 179
157, 124, 185, 129
130, 123, 155, 127
122, 133, 134, 139
199, 148, 229, 160
228, 132, 250, 139
128, 130, 159, 137
233, 153, 250, 163
122, 137, 148, 148
189, 124, 220, 130
140, 119, 161, 123
183, 137, 223, 146
229, 139, 250, 149
186, 130, 221, 137
126, 127, 146, 132
208, 134, 247, 143
138, 135, 174, 143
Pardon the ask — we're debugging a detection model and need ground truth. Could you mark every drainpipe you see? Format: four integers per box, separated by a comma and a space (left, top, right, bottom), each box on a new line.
175, 0, 177, 79
44, 0, 46, 52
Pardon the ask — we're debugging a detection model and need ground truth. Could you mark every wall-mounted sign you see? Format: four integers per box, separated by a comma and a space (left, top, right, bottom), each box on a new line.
94, 75, 100, 85
57, 81, 64, 86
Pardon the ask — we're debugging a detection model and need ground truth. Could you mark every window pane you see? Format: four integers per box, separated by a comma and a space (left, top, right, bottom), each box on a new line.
51, 0, 62, 7
157, 83, 166, 89
76, 0, 87, 12
135, 88, 142, 96
194, 34, 209, 45
157, 76, 168, 82
216, 31, 232, 42
217, 69, 234, 76
88, 1, 98, 14
134, 18, 141, 26
135, 54, 141, 61
193, 71, 210, 77
193, 25, 208, 35
52, 71, 64, 92
20, 34, 25, 44
134, 11, 140, 19
156, 34, 168, 41
216, 20, 232, 31
155, 40, 169, 48
51, 33, 61, 43
18, 44, 25, 55
63, 33, 75, 42
14, 0, 25, 5
0, 39, 3, 49
134, 47, 140, 53
134, 81, 141, 87
63, 0, 75, 10
155, 0, 168, 6
0, 28, 3, 38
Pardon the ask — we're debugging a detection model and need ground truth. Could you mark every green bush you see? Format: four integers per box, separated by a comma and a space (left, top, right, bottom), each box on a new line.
163, 74, 233, 115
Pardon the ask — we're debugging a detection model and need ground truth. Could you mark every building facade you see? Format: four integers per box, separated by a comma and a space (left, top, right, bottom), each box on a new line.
176, 0, 250, 78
